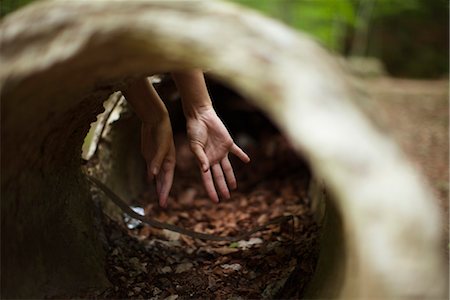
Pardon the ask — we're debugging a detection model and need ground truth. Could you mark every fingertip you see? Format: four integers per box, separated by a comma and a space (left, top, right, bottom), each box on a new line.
231, 182, 237, 190
208, 191, 219, 204
231, 144, 251, 163
152, 166, 159, 176
242, 153, 251, 163
159, 191, 168, 208
221, 187, 231, 199
147, 173, 154, 183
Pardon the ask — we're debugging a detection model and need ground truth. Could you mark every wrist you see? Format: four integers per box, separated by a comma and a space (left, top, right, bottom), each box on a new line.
141, 107, 169, 125
182, 101, 213, 119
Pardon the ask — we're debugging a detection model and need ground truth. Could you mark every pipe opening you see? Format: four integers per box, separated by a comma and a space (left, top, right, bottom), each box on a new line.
83, 74, 323, 299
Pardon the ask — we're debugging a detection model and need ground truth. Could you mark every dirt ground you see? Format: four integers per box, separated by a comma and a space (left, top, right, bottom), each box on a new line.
84, 76, 448, 299
99, 120, 319, 299
366, 77, 449, 232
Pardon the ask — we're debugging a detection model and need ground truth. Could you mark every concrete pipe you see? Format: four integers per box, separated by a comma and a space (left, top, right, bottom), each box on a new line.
1, 1, 446, 298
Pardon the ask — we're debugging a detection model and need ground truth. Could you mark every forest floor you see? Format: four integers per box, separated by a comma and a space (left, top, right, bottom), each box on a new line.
98, 129, 318, 299
85, 76, 448, 299
366, 77, 449, 229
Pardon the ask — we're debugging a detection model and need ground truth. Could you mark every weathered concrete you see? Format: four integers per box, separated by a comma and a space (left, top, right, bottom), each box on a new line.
1, 0, 446, 298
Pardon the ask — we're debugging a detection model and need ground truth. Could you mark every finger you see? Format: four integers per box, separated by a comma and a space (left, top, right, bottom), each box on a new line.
230, 143, 250, 163
156, 172, 165, 207
221, 156, 237, 190
159, 162, 175, 208
212, 164, 230, 199
146, 164, 154, 182
201, 169, 219, 203
190, 143, 210, 172
156, 175, 162, 198
149, 147, 168, 177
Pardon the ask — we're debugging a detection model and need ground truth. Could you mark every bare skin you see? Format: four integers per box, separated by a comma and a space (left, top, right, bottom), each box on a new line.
172, 70, 250, 203
122, 78, 175, 208
124, 71, 250, 206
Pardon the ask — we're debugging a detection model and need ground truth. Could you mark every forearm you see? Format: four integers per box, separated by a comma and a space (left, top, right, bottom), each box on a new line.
171, 70, 213, 118
122, 77, 168, 124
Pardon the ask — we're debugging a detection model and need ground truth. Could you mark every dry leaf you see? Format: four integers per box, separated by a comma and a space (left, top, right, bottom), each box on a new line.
175, 262, 193, 273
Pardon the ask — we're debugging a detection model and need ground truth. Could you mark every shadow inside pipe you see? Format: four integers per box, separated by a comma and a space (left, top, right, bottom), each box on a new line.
84, 75, 323, 299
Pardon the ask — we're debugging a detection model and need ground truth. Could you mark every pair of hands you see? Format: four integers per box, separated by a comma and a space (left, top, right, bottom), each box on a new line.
143, 105, 250, 207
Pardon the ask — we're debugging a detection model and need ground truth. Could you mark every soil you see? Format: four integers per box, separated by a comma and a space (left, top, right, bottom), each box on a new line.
97, 129, 318, 299
366, 77, 449, 236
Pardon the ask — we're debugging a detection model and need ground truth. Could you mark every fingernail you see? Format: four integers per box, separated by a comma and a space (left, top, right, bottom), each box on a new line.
152, 167, 159, 176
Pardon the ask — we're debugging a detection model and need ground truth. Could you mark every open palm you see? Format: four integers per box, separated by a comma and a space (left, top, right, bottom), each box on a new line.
186, 107, 250, 202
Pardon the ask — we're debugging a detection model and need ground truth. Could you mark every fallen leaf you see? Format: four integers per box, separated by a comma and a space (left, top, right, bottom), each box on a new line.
257, 214, 269, 225
162, 229, 181, 241
129, 257, 147, 273
178, 188, 197, 205
229, 242, 239, 248
113, 266, 125, 273
160, 266, 172, 274
210, 247, 239, 255
175, 262, 193, 273
221, 263, 242, 271
237, 237, 263, 250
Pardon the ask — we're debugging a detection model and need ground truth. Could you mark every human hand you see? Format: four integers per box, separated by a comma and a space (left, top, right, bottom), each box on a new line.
141, 116, 176, 208
186, 106, 250, 202
122, 77, 176, 208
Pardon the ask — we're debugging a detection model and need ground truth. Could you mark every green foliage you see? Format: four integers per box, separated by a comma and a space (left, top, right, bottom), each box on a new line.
233, 0, 357, 51
231, 0, 439, 52
1, 0, 38, 17
231, 0, 448, 78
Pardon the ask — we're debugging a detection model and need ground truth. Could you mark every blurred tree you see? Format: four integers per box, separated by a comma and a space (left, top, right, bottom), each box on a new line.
233, 0, 448, 78
233, 0, 356, 52
367, 0, 448, 77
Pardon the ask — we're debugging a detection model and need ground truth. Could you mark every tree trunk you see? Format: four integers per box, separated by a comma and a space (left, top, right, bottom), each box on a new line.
1, 0, 446, 298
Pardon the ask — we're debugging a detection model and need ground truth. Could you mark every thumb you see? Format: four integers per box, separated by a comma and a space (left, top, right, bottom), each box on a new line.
190, 143, 210, 172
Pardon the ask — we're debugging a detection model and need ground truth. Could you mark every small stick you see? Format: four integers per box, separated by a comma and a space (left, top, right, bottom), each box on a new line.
86, 174, 293, 242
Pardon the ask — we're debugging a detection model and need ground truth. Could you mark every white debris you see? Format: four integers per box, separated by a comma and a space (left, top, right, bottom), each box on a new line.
221, 263, 242, 271
123, 206, 144, 229
237, 237, 263, 250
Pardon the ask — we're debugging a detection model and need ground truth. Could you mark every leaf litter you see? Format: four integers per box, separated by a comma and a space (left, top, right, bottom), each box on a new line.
96, 129, 320, 299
